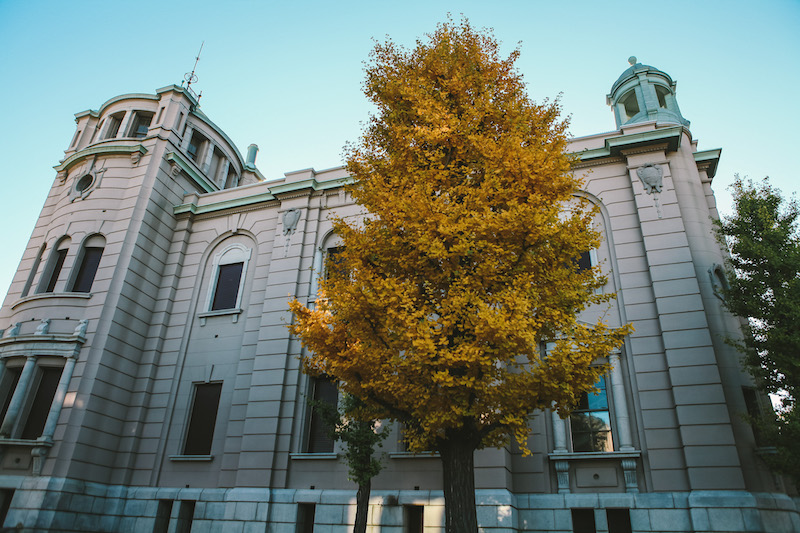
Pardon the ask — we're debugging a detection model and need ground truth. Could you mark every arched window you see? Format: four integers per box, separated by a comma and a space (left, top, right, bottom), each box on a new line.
37, 237, 70, 294
69, 234, 105, 293
206, 244, 251, 312
21, 243, 47, 297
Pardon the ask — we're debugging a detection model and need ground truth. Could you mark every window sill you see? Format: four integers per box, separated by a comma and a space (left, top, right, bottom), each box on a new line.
548, 450, 640, 461
388, 452, 439, 459
198, 308, 243, 325
12, 292, 92, 310
290, 453, 338, 460
0, 437, 53, 448
168, 454, 214, 462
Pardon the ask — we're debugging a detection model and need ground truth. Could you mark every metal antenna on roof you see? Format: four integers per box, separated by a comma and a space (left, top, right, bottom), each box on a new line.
182, 41, 204, 103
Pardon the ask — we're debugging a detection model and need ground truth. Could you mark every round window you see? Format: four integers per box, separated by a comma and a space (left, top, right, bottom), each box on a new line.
76, 174, 94, 193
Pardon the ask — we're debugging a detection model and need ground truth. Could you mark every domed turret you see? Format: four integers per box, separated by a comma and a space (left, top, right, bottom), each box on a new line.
607, 56, 689, 129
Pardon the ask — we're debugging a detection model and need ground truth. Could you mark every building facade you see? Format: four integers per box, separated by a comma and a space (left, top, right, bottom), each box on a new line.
0, 61, 797, 532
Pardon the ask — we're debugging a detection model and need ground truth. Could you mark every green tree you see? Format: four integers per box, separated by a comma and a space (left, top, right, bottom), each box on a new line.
309, 393, 388, 533
715, 176, 800, 488
289, 19, 631, 531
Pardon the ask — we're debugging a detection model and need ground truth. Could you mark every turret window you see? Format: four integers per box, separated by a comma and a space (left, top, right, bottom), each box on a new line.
69, 234, 105, 293
38, 237, 70, 294
655, 85, 670, 109
103, 112, 124, 140
128, 111, 154, 138
187, 130, 208, 163
618, 90, 640, 122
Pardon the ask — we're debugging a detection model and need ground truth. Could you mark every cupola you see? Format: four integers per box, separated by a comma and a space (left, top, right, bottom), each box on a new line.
607, 57, 689, 129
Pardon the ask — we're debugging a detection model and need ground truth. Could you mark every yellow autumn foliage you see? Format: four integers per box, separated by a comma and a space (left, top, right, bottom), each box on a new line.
288, 19, 632, 454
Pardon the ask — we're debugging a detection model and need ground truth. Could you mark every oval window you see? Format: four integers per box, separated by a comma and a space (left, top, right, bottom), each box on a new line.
76, 174, 94, 193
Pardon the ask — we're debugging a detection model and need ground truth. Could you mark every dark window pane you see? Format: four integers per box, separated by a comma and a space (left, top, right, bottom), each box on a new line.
296, 503, 316, 533
607, 508, 632, 533
325, 247, 346, 280
211, 262, 243, 311
105, 115, 122, 139
43, 248, 68, 293
183, 383, 222, 455
306, 379, 338, 453
21, 367, 62, 439
577, 250, 592, 272
405, 505, 424, 533
71, 247, 103, 293
571, 508, 597, 533
153, 500, 173, 533
0, 367, 22, 423
175, 501, 195, 533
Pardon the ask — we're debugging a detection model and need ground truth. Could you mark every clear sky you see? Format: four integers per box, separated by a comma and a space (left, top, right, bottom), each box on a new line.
0, 0, 798, 299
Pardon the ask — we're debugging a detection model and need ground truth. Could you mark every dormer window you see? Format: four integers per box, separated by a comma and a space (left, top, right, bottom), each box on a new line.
128, 111, 154, 138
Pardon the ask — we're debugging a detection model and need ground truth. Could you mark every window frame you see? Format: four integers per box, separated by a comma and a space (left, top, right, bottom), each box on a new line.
181, 381, 223, 456
68, 234, 105, 293
103, 112, 125, 140
303, 376, 338, 454
37, 238, 71, 294
128, 111, 154, 139
569, 374, 615, 453
204, 244, 251, 314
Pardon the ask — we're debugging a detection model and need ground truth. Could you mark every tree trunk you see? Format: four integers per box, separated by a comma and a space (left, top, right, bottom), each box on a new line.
353, 478, 371, 533
439, 434, 479, 533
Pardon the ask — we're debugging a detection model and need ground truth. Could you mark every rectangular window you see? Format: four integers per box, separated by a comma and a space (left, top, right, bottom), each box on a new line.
742, 386, 770, 446
183, 382, 222, 455
577, 250, 592, 272
296, 503, 315, 533
104, 113, 123, 140
152, 500, 173, 533
571, 508, 596, 533
305, 378, 338, 453
42, 248, 68, 293
129, 111, 154, 138
71, 247, 103, 293
607, 508, 632, 533
571, 375, 613, 452
187, 131, 206, 162
211, 262, 244, 311
404, 505, 424, 533
175, 501, 195, 533
20, 366, 62, 440
0, 489, 14, 529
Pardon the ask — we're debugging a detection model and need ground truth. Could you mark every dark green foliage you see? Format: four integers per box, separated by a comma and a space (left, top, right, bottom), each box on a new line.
715, 176, 800, 487
308, 392, 388, 487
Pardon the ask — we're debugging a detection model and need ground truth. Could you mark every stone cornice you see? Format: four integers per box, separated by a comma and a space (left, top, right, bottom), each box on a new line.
165, 151, 219, 194
174, 177, 354, 217
572, 125, 685, 162
694, 148, 721, 179
54, 143, 147, 174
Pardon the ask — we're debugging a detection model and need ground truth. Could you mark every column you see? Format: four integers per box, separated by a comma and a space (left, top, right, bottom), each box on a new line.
0, 356, 37, 437
608, 352, 634, 451
39, 357, 77, 443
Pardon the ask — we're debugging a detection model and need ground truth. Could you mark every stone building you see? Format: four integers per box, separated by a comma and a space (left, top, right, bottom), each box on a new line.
0, 60, 797, 532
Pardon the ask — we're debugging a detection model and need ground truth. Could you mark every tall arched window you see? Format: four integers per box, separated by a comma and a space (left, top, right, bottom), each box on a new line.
206, 244, 251, 312
37, 237, 70, 294
69, 234, 105, 293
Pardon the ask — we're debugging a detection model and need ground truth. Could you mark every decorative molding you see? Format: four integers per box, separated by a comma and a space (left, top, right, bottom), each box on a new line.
54, 143, 147, 174
164, 151, 219, 194
633, 162, 664, 218
11, 292, 92, 310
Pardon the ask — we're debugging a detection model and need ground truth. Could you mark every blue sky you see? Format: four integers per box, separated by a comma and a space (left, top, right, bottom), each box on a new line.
0, 0, 798, 298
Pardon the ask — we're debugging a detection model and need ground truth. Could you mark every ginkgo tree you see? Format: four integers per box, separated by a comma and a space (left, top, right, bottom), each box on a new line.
289, 19, 632, 532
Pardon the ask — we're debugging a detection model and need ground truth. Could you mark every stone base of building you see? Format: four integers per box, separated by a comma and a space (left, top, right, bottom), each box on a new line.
1, 476, 798, 532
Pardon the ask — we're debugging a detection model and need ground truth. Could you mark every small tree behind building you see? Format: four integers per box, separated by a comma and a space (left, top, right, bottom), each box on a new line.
715, 176, 800, 488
